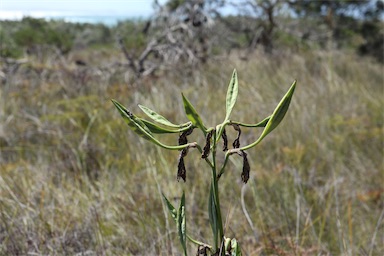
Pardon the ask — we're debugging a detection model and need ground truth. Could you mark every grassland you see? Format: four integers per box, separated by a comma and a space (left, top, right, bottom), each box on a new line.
0, 47, 383, 255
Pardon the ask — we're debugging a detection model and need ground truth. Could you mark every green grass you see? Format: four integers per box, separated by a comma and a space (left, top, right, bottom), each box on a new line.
0, 49, 383, 255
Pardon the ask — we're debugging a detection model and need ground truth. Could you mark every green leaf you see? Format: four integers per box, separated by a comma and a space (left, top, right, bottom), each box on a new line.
181, 93, 207, 133
112, 99, 154, 141
208, 182, 218, 250
138, 104, 182, 128
239, 80, 296, 151
177, 192, 187, 256
231, 238, 242, 256
261, 80, 296, 137
140, 119, 192, 134
163, 193, 209, 250
112, 99, 192, 150
225, 69, 238, 121
163, 194, 210, 250
162, 193, 177, 222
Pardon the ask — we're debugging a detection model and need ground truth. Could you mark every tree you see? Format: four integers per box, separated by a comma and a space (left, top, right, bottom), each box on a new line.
118, 0, 227, 79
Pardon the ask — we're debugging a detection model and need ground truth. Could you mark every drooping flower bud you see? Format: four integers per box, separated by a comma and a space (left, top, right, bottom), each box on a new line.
241, 150, 250, 183
232, 124, 241, 149
201, 130, 213, 159
178, 126, 194, 145
222, 128, 228, 151
177, 148, 188, 182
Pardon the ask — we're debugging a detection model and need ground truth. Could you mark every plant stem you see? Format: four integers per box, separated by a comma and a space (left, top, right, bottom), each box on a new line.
211, 131, 224, 254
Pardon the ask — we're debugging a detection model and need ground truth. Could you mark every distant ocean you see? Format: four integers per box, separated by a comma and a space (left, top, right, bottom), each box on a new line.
0, 11, 148, 26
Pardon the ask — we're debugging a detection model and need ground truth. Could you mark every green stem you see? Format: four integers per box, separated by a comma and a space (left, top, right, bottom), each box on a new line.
211, 131, 224, 254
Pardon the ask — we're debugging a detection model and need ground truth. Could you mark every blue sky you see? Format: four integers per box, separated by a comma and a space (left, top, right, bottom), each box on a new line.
0, 0, 162, 19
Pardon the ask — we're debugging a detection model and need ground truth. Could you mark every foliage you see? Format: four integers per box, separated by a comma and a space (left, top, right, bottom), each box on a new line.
0, 18, 147, 59
112, 69, 295, 254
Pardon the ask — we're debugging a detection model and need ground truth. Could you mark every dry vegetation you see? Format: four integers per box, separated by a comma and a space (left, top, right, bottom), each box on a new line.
0, 47, 383, 255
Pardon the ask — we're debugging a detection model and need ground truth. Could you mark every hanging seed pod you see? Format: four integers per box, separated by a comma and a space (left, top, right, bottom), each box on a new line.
241, 150, 250, 183
232, 124, 241, 149
222, 128, 228, 151
177, 148, 188, 182
202, 130, 213, 159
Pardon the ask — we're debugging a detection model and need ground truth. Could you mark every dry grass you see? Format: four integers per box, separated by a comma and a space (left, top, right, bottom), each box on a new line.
1, 48, 383, 255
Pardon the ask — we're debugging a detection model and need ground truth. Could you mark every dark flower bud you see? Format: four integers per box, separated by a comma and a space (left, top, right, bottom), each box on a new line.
241, 150, 250, 183
232, 124, 241, 149
177, 149, 188, 182
178, 126, 194, 145
178, 134, 188, 146
222, 128, 228, 151
201, 130, 213, 159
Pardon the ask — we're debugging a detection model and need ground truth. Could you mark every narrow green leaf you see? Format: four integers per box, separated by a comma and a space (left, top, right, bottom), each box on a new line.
112, 99, 192, 150
240, 80, 296, 151
181, 93, 207, 134
163, 193, 209, 250
178, 192, 187, 256
139, 104, 182, 128
112, 99, 154, 141
225, 69, 238, 121
208, 182, 218, 250
140, 119, 192, 134
162, 193, 177, 222
261, 80, 296, 137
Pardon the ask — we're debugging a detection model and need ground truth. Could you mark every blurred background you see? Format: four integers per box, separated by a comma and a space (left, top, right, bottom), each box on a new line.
0, 0, 383, 255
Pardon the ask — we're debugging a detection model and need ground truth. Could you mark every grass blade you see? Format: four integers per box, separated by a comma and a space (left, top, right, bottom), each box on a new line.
225, 69, 238, 121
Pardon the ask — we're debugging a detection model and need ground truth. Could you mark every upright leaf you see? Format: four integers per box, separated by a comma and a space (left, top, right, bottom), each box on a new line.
163, 193, 209, 250
162, 193, 177, 222
139, 104, 181, 128
261, 80, 296, 138
240, 80, 296, 151
225, 69, 238, 121
177, 192, 187, 256
181, 93, 207, 133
